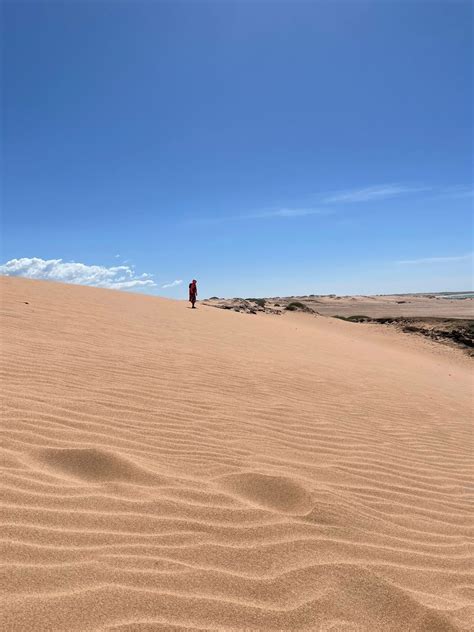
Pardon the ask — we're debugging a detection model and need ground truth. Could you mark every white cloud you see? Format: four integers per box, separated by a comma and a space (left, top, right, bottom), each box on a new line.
323, 184, 428, 204
161, 279, 183, 289
0, 257, 156, 290
396, 254, 473, 265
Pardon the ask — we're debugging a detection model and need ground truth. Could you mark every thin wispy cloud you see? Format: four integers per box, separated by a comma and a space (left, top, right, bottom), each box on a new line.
246, 207, 329, 219
0, 257, 156, 290
190, 207, 330, 225
161, 279, 183, 289
438, 186, 474, 200
323, 184, 429, 204
396, 253, 473, 265
187, 181, 470, 226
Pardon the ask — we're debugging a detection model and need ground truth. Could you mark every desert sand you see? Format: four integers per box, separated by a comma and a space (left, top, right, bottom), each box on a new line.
204, 294, 474, 320
1, 276, 472, 631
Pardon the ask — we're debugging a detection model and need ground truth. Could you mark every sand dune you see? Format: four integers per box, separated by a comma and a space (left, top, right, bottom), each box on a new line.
1, 276, 472, 631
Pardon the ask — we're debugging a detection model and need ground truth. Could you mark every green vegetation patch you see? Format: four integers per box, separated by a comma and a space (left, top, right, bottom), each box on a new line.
286, 301, 313, 312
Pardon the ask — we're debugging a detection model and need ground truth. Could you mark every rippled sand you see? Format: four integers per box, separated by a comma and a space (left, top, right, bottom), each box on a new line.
1, 276, 472, 631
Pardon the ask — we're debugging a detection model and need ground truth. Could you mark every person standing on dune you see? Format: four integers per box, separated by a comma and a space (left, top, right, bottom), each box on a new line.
189, 279, 198, 308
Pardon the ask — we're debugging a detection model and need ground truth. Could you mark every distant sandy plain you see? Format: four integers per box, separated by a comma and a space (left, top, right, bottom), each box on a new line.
1, 276, 472, 631
203, 292, 474, 319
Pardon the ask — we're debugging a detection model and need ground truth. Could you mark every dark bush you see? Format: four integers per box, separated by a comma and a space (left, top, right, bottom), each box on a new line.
286, 301, 312, 312
246, 298, 266, 308
334, 315, 371, 322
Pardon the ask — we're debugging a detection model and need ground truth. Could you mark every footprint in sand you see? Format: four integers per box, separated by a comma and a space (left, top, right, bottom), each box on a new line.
217, 472, 314, 514
30, 447, 162, 485
217, 471, 379, 530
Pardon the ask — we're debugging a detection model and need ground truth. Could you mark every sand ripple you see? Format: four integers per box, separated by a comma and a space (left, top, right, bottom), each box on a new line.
1, 277, 472, 631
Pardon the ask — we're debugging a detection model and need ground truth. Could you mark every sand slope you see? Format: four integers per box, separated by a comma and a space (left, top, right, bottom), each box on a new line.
1, 276, 472, 631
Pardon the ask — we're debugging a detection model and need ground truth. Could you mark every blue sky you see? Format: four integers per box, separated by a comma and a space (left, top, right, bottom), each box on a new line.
2, 0, 472, 297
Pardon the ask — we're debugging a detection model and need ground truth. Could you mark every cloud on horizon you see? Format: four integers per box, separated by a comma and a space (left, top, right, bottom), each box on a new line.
0, 257, 156, 290
161, 279, 183, 289
396, 253, 473, 265
323, 184, 429, 204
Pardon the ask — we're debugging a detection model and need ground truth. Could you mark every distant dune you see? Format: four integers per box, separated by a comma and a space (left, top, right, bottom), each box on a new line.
1, 276, 472, 631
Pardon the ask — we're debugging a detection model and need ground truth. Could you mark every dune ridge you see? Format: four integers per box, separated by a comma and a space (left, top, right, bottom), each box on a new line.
1, 276, 472, 631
